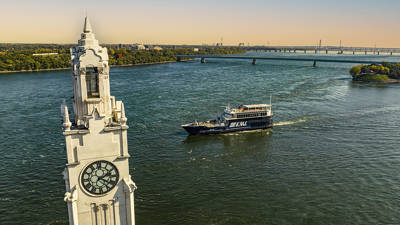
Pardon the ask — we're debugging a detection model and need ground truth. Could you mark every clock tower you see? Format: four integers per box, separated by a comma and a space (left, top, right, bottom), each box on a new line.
61, 17, 137, 225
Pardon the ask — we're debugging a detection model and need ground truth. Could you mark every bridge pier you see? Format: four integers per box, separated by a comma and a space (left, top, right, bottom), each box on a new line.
177, 56, 181, 62
294, 50, 297, 53
377, 51, 380, 55
365, 51, 367, 55
176, 54, 395, 67
353, 51, 355, 55
304, 50, 307, 53
252, 59, 256, 65
326, 50, 328, 54
315, 49, 318, 54
391, 52, 393, 55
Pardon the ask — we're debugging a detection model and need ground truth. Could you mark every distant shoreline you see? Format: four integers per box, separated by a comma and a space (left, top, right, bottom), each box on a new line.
0, 67, 69, 74
0, 59, 192, 74
0, 46, 244, 74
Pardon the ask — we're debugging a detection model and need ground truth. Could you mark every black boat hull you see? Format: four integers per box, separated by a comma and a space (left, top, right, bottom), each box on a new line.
183, 117, 273, 135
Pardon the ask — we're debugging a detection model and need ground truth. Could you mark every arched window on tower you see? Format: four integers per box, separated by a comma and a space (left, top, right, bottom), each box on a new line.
86, 67, 99, 98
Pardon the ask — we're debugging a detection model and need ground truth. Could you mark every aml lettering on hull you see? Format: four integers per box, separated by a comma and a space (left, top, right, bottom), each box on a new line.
229, 121, 247, 128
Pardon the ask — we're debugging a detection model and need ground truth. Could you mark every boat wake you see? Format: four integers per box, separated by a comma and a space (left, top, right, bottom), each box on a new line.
275, 118, 306, 126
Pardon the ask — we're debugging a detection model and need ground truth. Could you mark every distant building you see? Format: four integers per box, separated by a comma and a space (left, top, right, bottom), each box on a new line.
131, 44, 146, 50
152, 46, 163, 51
193, 48, 199, 52
32, 53, 58, 56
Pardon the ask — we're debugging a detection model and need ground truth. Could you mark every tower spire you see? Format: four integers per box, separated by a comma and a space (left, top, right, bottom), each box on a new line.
83, 16, 92, 33
78, 16, 99, 48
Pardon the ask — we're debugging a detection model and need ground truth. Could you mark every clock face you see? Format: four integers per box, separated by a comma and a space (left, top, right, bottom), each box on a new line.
81, 160, 119, 195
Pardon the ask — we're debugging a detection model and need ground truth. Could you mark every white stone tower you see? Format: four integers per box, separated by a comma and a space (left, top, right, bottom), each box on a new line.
61, 17, 136, 225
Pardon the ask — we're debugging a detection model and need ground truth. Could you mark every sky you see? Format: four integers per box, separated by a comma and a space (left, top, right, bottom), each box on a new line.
1, 0, 400, 47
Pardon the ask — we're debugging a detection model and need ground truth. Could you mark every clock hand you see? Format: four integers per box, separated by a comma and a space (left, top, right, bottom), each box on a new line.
97, 177, 113, 189
100, 176, 112, 185
100, 172, 115, 185
102, 179, 111, 187
97, 172, 113, 187
97, 171, 111, 181
98, 179, 106, 186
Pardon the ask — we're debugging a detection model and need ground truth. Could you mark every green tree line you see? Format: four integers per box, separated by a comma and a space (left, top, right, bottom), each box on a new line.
0, 46, 245, 72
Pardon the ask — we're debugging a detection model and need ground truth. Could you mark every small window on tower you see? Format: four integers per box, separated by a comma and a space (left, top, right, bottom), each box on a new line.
86, 67, 99, 98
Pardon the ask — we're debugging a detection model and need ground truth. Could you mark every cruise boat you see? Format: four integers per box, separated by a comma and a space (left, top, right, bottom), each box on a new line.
182, 103, 273, 135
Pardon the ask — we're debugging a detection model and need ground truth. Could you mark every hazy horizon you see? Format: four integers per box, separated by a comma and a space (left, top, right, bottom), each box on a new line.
2, 0, 400, 48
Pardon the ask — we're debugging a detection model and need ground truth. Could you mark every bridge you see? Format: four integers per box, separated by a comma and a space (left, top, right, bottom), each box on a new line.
177, 55, 399, 67
241, 46, 400, 55
159, 44, 400, 55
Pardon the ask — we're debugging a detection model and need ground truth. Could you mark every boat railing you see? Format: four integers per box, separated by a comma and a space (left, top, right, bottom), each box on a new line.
225, 105, 272, 114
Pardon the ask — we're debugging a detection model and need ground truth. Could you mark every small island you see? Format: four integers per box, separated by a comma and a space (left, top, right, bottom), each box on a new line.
350, 62, 400, 83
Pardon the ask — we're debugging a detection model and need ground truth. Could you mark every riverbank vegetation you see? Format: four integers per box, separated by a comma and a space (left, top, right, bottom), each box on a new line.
349, 62, 400, 82
0, 44, 245, 72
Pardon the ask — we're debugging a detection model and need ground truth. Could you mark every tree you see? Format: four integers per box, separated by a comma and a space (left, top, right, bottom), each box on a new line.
350, 65, 361, 77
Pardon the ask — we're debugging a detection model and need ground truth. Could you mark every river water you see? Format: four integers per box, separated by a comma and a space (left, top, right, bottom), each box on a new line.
1, 53, 400, 225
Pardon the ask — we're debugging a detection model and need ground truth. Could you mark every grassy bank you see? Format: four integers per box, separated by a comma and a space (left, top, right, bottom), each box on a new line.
353, 74, 389, 81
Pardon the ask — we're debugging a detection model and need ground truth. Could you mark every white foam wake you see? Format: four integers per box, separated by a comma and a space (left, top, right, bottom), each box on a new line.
275, 119, 306, 126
